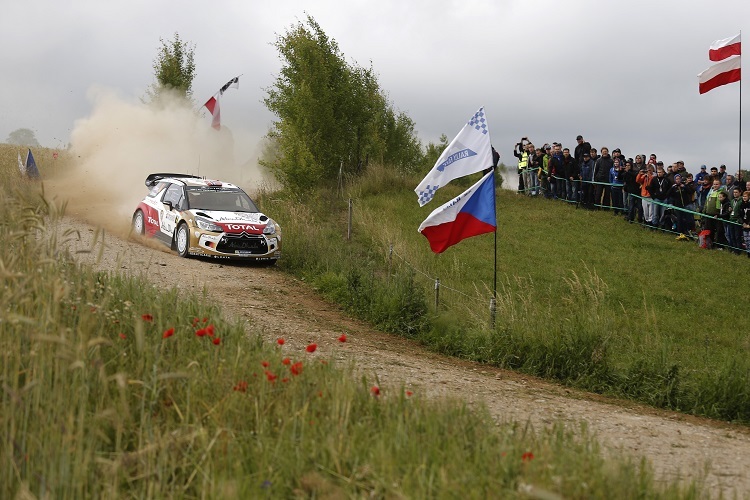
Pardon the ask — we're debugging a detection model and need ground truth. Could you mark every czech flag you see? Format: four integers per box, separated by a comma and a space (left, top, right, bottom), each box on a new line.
418, 170, 496, 253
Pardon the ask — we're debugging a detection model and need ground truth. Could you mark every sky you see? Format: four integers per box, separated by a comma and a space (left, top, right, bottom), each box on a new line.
2, 0, 749, 180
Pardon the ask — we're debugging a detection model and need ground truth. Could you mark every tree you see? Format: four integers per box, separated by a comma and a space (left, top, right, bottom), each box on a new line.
144, 33, 197, 105
7, 128, 40, 147
263, 15, 424, 192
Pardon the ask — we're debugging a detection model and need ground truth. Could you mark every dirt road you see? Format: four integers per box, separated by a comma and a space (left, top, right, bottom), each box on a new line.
58, 219, 750, 498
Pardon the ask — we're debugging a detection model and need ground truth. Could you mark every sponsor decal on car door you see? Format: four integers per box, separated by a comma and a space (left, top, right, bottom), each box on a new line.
160, 205, 177, 237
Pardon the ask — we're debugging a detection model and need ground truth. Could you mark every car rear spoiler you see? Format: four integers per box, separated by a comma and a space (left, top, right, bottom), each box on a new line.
145, 173, 202, 187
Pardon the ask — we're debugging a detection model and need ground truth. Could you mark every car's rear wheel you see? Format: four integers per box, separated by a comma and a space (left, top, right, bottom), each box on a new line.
175, 223, 190, 258
132, 210, 145, 236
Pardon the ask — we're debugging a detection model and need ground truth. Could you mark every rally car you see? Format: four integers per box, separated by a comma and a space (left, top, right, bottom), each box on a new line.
131, 173, 281, 263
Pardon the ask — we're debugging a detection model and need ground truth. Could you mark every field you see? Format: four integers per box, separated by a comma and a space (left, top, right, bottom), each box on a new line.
0, 144, 718, 497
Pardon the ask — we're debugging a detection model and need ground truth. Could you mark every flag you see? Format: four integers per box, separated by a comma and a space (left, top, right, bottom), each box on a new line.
709, 33, 741, 61
219, 76, 239, 95
418, 170, 496, 253
25, 149, 40, 179
415, 107, 493, 206
204, 95, 221, 130
18, 152, 25, 175
698, 56, 741, 94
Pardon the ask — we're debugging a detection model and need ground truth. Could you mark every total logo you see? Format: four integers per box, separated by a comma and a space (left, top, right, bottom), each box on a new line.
224, 223, 260, 232
148, 216, 158, 226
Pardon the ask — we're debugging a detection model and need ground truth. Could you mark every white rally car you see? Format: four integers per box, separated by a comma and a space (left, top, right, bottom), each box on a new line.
131, 173, 281, 263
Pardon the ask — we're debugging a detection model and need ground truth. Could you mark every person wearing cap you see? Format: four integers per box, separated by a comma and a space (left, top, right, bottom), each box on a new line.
513, 137, 530, 194
695, 165, 708, 186
666, 173, 695, 237
719, 165, 727, 184
574, 135, 591, 166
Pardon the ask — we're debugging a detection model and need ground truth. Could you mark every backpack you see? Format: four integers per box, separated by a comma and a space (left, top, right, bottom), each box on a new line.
698, 230, 712, 249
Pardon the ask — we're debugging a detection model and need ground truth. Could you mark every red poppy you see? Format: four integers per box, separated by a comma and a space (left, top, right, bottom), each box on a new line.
202, 317, 209, 323
141, 314, 153, 322
281, 378, 289, 383
195, 328, 207, 337
320, 360, 328, 365
233, 380, 248, 392
162, 328, 174, 339
318, 391, 323, 397
261, 360, 270, 368
282, 358, 291, 365
290, 362, 303, 376
371, 386, 380, 396
192, 317, 200, 326
212, 337, 221, 345
406, 391, 413, 397
306, 343, 317, 353
277, 338, 285, 346
521, 452, 534, 462
338, 334, 347, 343
206, 324, 215, 337
265, 370, 277, 383
118, 333, 127, 339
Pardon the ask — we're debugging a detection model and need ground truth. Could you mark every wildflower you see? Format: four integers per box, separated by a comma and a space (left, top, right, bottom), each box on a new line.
522, 452, 534, 462
202, 317, 209, 323
212, 337, 221, 345
118, 333, 127, 339
276, 338, 285, 346
192, 317, 200, 326
338, 334, 347, 343
265, 370, 277, 383
282, 357, 291, 365
406, 391, 413, 397
306, 343, 317, 353
320, 360, 328, 365
162, 328, 174, 339
195, 328, 207, 337
371, 386, 380, 396
233, 381, 248, 392
281, 378, 289, 383
141, 314, 153, 322
290, 362, 303, 376
261, 360, 270, 368
318, 391, 323, 397
206, 324, 215, 337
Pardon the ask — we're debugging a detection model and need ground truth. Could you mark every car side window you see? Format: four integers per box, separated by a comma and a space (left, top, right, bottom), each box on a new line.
162, 184, 185, 210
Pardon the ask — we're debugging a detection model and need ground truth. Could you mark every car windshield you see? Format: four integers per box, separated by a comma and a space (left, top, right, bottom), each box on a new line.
186, 188, 259, 212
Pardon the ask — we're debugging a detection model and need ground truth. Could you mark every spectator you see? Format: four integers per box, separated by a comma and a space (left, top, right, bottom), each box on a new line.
574, 135, 591, 166
666, 174, 695, 237
540, 145, 552, 198
593, 147, 613, 210
530, 147, 545, 197
695, 165, 708, 185
622, 159, 641, 222
513, 137, 530, 194
719, 164, 728, 184
610, 158, 624, 215
740, 190, 750, 258
702, 178, 727, 247
696, 175, 712, 212
637, 164, 655, 226
648, 167, 672, 229
684, 173, 698, 233
717, 191, 732, 248
725, 174, 740, 198
648, 153, 657, 166
728, 187, 744, 253
562, 148, 579, 201
526, 143, 540, 196
548, 143, 564, 199
579, 152, 595, 208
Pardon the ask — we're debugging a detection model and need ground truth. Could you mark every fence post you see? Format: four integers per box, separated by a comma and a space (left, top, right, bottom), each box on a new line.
434, 277, 440, 311
489, 297, 496, 329
347, 198, 353, 241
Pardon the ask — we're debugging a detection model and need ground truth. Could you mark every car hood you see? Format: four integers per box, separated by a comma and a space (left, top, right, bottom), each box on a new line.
189, 210, 271, 235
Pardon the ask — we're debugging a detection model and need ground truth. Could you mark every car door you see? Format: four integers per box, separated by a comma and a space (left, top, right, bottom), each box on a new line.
159, 183, 185, 238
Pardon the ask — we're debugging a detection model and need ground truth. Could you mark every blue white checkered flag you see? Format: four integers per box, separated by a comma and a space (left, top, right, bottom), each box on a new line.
415, 106, 493, 206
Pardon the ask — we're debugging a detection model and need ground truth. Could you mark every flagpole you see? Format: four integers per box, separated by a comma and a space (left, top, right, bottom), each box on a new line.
740, 30, 742, 176
491, 168, 498, 329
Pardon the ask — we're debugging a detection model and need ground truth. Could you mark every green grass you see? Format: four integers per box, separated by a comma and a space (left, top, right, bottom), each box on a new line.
0, 146, 699, 497
265, 164, 750, 424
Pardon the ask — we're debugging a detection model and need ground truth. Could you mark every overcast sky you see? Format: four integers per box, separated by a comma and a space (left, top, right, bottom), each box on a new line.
2, 0, 748, 175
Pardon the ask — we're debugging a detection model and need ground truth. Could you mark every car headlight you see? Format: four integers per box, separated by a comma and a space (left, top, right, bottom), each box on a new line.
196, 217, 223, 232
263, 220, 278, 235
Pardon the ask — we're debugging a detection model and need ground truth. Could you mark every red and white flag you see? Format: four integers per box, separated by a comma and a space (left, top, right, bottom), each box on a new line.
709, 33, 741, 61
204, 96, 221, 130
698, 55, 741, 94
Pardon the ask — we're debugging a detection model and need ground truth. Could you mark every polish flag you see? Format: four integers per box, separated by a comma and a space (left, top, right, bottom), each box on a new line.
709, 33, 741, 62
698, 56, 741, 94
204, 96, 221, 130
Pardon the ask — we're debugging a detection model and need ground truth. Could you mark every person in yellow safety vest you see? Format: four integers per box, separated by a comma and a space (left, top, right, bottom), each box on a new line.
513, 137, 530, 194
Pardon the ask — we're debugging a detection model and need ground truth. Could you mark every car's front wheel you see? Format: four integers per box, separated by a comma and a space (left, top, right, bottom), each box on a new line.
175, 223, 190, 258
132, 210, 145, 236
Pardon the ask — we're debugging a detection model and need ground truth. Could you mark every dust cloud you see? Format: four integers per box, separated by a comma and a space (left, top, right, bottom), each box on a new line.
45, 86, 276, 238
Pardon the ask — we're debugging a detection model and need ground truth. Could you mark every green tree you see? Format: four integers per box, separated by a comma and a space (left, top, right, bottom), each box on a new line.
145, 33, 197, 105
263, 15, 424, 192
421, 134, 449, 172
7, 128, 40, 147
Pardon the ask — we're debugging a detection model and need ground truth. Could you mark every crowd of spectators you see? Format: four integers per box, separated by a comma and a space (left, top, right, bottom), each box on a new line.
511, 135, 750, 257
